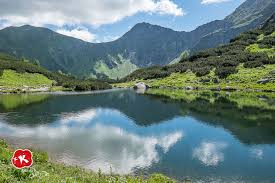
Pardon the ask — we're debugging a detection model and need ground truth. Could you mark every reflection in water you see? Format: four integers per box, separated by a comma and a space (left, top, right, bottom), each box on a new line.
60, 109, 97, 124
250, 148, 264, 160
192, 141, 227, 166
146, 89, 275, 145
0, 108, 183, 174
0, 94, 49, 110
0, 89, 275, 182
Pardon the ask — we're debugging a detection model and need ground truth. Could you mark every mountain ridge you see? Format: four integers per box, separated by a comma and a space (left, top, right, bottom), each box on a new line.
0, 0, 273, 79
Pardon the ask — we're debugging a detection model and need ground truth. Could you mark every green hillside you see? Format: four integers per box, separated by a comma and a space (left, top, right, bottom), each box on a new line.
0, 53, 111, 93
116, 14, 275, 92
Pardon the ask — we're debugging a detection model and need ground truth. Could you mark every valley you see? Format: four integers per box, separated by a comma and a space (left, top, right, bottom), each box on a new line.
0, 0, 275, 183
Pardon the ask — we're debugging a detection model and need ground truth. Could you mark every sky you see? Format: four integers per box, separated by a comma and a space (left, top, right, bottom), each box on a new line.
0, 0, 245, 43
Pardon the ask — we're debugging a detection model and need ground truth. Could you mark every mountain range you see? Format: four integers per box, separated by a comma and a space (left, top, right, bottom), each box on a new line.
0, 0, 274, 79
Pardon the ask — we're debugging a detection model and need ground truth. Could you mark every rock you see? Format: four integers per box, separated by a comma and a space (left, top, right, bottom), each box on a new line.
212, 78, 219, 84
269, 70, 275, 75
210, 87, 221, 91
224, 86, 236, 91
133, 82, 148, 90
200, 78, 211, 83
257, 79, 270, 84
185, 86, 194, 90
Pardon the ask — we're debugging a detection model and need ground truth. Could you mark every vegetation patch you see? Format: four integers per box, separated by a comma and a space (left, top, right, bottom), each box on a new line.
0, 54, 111, 92
114, 64, 275, 91
246, 43, 275, 57
94, 55, 139, 80
0, 70, 53, 88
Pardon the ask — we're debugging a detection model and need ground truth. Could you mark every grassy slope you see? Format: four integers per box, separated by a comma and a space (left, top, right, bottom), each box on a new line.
93, 55, 139, 79
0, 53, 111, 92
0, 69, 53, 88
114, 64, 275, 91
246, 32, 275, 57
0, 139, 177, 183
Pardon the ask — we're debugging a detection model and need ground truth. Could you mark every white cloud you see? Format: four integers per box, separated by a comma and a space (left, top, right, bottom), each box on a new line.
57, 27, 96, 42
0, 0, 184, 27
100, 35, 120, 43
193, 141, 227, 166
0, 22, 11, 30
201, 0, 231, 5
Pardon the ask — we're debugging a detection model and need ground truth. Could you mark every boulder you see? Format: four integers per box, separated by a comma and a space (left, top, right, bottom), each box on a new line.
224, 86, 236, 91
185, 86, 194, 90
133, 82, 148, 90
200, 78, 211, 83
212, 78, 219, 84
257, 79, 270, 84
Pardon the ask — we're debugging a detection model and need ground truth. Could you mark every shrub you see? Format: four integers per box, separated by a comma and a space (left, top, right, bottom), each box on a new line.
244, 61, 263, 68
192, 66, 212, 77
215, 66, 238, 78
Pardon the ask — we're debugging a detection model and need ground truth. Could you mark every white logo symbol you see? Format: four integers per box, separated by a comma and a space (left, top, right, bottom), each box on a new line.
13, 155, 29, 164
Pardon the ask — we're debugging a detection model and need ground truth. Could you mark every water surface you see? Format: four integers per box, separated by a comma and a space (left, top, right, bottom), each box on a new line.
0, 89, 275, 183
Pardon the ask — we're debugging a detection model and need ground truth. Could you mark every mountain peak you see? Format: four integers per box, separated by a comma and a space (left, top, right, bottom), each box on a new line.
225, 0, 274, 25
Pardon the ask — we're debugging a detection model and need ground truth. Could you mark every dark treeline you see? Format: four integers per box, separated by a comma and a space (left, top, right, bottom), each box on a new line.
122, 14, 275, 82
0, 53, 111, 91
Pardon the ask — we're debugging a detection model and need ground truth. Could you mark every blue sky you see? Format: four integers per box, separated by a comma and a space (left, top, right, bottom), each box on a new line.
0, 0, 245, 43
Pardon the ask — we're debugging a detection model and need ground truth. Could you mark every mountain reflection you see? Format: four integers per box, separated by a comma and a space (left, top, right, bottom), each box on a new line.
0, 108, 183, 174
0, 90, 181, 126
0, 89, 275, 145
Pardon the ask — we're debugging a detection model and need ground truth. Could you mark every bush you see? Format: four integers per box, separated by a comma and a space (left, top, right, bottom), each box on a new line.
192, 66, 212, 77
244, 61, 263, 68
215, 66, 238, 78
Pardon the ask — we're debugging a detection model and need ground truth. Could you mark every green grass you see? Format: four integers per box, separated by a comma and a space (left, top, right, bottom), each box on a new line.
114, 64, 275, 91
0, 70, 53, 88
246, 43, 275, 57
0, 70, 72, 93
0, 139, 178, 183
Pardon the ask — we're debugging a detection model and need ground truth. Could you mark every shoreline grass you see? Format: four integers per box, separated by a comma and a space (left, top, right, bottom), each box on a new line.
113, 64, 275, 92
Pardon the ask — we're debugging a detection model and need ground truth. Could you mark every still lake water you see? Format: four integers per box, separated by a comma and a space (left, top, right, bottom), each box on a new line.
0, 89, 275, 182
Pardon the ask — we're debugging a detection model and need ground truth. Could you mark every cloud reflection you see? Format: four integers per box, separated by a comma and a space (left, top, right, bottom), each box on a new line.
250, 148, 264, 160
193, 141, 227, 166
0, 108, 183, 174
59, 109, 97, 124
